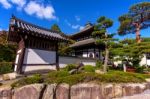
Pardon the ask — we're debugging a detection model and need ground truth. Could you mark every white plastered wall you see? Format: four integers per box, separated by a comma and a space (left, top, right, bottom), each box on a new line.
22, 48, 56, 72
59, 56, 96, 68
140, 54, 150, 66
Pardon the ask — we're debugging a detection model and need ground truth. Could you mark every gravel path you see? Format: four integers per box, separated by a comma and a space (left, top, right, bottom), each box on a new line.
114, 90, 150, 99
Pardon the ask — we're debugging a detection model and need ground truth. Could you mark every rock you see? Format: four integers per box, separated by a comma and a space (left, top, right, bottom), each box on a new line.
43, 84, 56, 99
95, 70, 104, 74
69, 69, 77, 74
133, 84, 146, 94
2, 74, 10, 81
104, 84, 114, 99
122, 84, 135, 96
146, 78, 150, 83
122, 84, 146, 96
56, 84, 69, 99
114, 84, 123, 98
0, 76, 3, 82
13, 84, 44, 99
0, 87, 12, 99
7, 73, 17, 80
71, 83, 104, 99
145, 83, 150, 89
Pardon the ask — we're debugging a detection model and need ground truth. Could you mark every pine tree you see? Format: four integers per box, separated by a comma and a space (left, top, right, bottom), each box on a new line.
92, 16, 115, 73
51, 24, 61, 32
118, 2, 150, 43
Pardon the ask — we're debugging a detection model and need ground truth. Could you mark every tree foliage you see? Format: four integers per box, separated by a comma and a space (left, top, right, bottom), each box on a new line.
51, 24, 62, 32
118, 2, 150, 42
92, 16, 114, 73
111, 38, 150, 67
0, 31, 17, 62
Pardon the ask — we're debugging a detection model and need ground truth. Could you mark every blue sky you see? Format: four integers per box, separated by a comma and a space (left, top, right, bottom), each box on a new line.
0, 0, 149, 39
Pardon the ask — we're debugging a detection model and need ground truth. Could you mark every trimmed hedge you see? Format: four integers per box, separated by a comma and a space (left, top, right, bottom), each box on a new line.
0, 62, 13, 74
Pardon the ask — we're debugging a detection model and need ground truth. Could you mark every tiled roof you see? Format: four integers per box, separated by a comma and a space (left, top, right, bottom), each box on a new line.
70, 24, 94, 37
10, 16, 66, 41
70, 38, 95, 48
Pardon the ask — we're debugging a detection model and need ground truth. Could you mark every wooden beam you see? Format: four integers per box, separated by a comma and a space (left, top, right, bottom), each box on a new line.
55, 41, 59, 71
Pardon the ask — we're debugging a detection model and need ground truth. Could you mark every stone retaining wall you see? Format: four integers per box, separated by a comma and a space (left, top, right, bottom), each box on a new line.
1, 83, 150, 99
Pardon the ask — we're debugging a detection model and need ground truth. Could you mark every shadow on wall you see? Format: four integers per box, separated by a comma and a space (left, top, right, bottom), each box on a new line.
23, 48, 56, 64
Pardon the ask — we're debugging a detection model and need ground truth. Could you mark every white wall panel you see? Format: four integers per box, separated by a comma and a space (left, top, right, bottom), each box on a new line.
23, 48, 56, 64
59, 56, 96, 68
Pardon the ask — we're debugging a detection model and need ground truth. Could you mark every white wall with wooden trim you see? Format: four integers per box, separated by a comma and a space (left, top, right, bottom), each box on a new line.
22, 48, 56, 72
59, 56, 96, 68
23, 48, 56, 64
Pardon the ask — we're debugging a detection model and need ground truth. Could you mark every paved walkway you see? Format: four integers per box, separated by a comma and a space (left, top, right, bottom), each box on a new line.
114, 90, 150, 99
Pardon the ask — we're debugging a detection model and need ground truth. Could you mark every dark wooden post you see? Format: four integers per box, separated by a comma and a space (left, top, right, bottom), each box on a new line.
56, 41, 60, 71
16, 35, 26, 74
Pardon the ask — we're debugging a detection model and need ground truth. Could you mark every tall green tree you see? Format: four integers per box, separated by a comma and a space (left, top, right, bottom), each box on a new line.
118, 2, 150, 43
92, 16, 114, 73
51, 24, 61, 32
0, 31, 17, 62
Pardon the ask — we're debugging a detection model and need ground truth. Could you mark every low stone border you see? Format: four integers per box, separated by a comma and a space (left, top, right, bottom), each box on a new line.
1, 82, 150, 99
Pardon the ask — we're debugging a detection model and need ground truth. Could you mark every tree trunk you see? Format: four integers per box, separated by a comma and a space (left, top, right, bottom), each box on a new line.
135, 23, 141, 43
103, 46, 109, 73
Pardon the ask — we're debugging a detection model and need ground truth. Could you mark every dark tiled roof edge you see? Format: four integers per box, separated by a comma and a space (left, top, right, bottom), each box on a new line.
11, 16, 66, 35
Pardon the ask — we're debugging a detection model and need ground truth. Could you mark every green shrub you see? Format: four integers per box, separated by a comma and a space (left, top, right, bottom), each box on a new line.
135, 66, 145, 73
0, 44, 17, 62
48, 71, 69, 78
11, 74, 43, 88
46, 71, 148, 85
0, 62, 13, 74
83, 65, 95, 72
12, 70, 150, 87
64, 64, 77, 71
96, 60, 103, 68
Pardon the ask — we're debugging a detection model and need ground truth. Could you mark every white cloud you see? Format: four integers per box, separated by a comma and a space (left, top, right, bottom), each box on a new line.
79, 26, 84, 30
0, 0, 11, 9
0, 0, 57, 21
72, 25, 80, 29
24, 1, 56, 20
65, 19, 84, 31
10, 0, 26, 10
75, 16, 80, 21
65, 20, 71, 26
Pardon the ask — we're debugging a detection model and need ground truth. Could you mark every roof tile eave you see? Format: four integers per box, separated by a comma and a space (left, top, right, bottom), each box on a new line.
11, 16, 66, 40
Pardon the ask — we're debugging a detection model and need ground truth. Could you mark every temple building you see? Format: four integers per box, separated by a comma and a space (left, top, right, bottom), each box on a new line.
69, 23, 104, 60
8, 16, 66, 74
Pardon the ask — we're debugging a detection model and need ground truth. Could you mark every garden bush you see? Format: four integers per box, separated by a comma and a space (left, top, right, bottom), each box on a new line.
96, 60, 103, 69
0, 62, 13, 74
83, 65, 95, 72
135, 66, 145, 73
11, 74, 43, 88
48, 70, 69, 78
64, 64, 77, 71
12, 70, 150, 87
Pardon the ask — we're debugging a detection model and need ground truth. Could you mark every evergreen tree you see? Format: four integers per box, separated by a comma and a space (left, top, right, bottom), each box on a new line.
111, 38, 150, 67
92, 16, 115, 73
51, 24, 61, 32
118, 2, 150, 43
